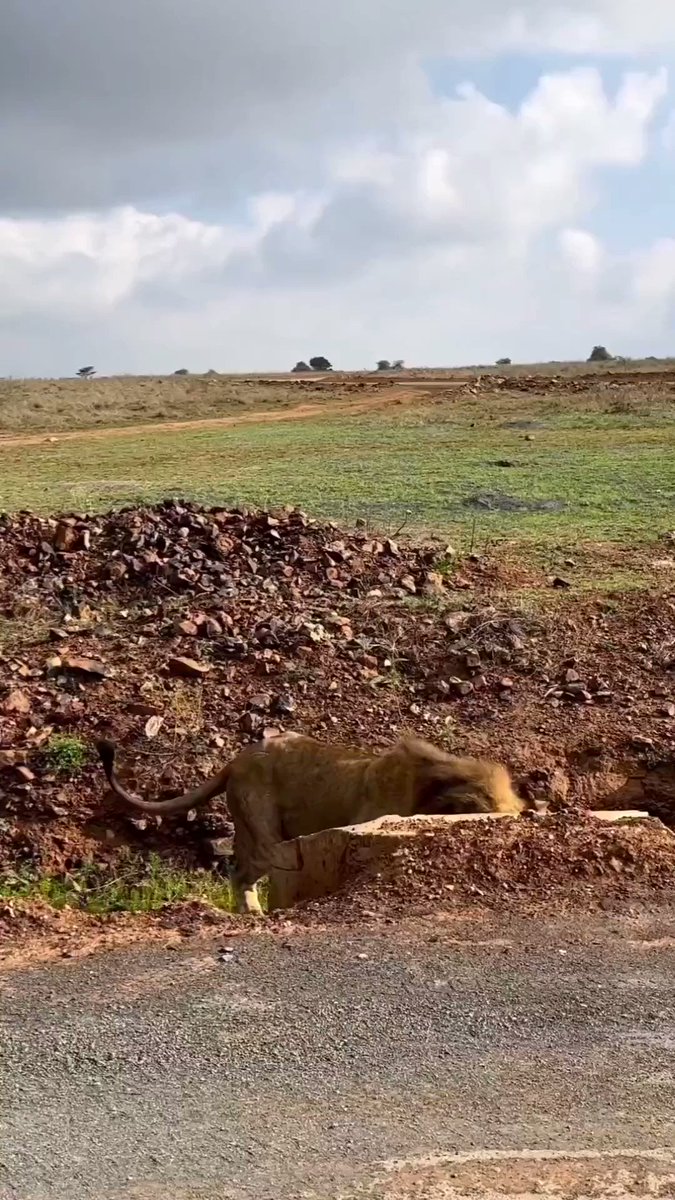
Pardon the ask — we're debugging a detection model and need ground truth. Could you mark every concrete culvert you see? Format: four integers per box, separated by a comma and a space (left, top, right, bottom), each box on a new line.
268, 809, 671, 915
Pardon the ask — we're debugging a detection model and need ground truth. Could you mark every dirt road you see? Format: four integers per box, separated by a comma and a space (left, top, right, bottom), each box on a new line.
0, 388, 415, 450
2, 910, 675, 1199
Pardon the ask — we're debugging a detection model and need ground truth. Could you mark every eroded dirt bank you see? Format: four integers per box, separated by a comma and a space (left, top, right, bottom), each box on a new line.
1, 502, 675, 951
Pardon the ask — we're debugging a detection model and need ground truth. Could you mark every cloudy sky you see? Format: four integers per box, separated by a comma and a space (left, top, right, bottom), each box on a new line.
3, 0, 675, 376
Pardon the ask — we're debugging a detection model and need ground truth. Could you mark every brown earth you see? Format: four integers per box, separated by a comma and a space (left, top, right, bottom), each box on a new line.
1, 500, 675, 944
0, 897, 240, 968
0, 383, 406, 447
2, 359, 675, 441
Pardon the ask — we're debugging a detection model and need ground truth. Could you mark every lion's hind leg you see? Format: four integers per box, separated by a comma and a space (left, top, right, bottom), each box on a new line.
228, 783, 282, 916
230, 855, 265, 916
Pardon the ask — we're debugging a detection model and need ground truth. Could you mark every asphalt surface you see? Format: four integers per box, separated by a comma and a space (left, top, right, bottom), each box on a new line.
2, 909, 675, 1199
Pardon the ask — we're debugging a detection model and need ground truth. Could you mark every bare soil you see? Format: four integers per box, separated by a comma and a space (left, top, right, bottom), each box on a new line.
297, 809, 675, 925
0, 899, 238, 969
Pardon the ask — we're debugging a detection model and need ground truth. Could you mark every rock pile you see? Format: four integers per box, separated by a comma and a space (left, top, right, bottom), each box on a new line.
0, 501, 447, 607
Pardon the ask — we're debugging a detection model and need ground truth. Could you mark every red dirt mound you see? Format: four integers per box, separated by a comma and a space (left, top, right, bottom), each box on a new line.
299, 810, 675, 923
1, 500, 675, 891
0, 898, 239, 967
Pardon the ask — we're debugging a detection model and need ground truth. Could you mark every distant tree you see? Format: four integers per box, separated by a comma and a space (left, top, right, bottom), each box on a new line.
587, 345, 612, 363
376, 359, 391, 371
309, 356, 332, 371
392, 359, 404, 370
76, 365, 95, 378
292, 361, 311, 373
496, 357, 511, 366
174, 367, 189, 375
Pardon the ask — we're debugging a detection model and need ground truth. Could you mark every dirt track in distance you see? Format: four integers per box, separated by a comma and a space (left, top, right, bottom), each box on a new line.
0, 387, 423, 450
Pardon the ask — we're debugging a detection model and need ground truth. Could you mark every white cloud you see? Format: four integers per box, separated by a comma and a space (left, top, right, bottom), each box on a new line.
518, 69, 668, 163
1, 4, 675, 372
2, 1, 675, 213
558, 228, 604, 280
0, 209, 234, 319
0, 63, 671, 372
490, 3, 675, 55
633, 238, 675, 306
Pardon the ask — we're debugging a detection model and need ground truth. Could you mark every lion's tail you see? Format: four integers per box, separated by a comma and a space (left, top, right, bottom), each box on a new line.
95, 739, 231, 814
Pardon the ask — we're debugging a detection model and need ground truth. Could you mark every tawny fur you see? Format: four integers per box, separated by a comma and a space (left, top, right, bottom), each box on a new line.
95, 732, 524, 915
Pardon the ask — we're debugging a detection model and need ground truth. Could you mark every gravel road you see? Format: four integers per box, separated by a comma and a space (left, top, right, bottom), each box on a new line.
3, 909, 675, 1199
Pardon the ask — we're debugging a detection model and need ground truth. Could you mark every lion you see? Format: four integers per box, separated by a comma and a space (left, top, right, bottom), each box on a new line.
96, 731, 525, 915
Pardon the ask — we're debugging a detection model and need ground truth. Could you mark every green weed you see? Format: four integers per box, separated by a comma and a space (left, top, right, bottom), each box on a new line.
0, 853, 238, 915
43, 734, 90, 777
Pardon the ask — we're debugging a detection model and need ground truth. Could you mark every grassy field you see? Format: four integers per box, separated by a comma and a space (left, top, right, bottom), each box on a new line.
1, 380, 674, 556
0, 854, 237, 915
1, 358, 675, 434
0, 373, 343, 433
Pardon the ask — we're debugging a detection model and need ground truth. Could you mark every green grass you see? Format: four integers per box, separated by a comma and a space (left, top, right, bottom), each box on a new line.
2, 403, 675, 551
43, 734, 90, 777
0, 854, 237, 915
